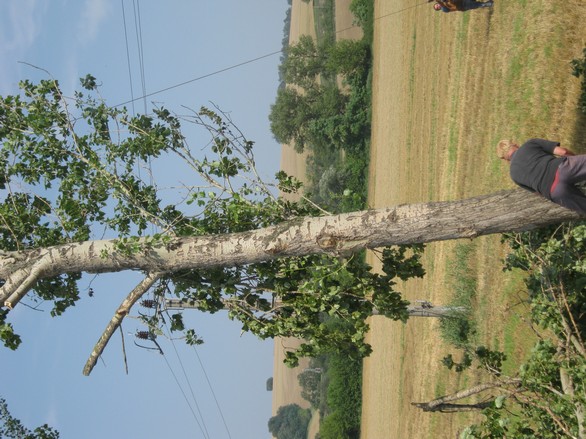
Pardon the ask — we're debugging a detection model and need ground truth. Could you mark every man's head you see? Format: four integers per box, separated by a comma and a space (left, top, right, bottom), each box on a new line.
496, 139, 519, 161
433, 3, 442, 10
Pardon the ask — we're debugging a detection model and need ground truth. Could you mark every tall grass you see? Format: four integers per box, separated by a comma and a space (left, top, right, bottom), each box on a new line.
439, 242, 478, 348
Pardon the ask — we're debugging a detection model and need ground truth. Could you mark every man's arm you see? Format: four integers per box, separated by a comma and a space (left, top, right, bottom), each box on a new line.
438, 0, 458, 10
554, 146, 575, 156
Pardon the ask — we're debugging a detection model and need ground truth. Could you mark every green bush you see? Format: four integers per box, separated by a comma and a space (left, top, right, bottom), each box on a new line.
350, 0, 374, 44
319, 412, 350, 439
268, 404, 312, 439
570, 47, 586, 114
326, 355, 362, 430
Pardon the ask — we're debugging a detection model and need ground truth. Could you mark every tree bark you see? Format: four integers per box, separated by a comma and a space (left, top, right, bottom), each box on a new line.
412, 378, 522, 412
83, 272, 161, 376
411, 401, 494, 412
1, 189, 582, 308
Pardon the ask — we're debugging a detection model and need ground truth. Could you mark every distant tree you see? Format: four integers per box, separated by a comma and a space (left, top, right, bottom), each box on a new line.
279, 35, 326, 89
0, 398, 59, 439
325, 39, 370, 77
298, 368, 322, 407
280, 35, 369, 89
269, 87, 315, 150
268, 404, 311, 439
266, 377, 274, 391
272, 34, 370, 153
269, 83, 348, 152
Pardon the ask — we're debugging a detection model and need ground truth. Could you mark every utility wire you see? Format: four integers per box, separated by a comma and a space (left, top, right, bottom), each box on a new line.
133, 0, 148, 115
191, 346, 233, 439
114, 50, 281, 108
336, 1, 431, 35
374, 0, 432, 21
161, 352, 209, 438
163, 323, 211, 439
120, 0, 136, 115
114, 0, 429, 110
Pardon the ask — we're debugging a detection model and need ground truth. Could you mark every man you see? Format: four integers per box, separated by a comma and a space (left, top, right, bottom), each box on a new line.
496, 138, 586, 215
431, 0, 493, 12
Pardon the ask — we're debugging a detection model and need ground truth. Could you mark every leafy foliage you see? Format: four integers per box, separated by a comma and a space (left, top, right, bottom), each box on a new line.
0, 75, 425, 366
570, 47, 586, 114
0, 398, 59, 439
320, 352, 362, 439
452, 224, 586, 438
268, 404, 311, 439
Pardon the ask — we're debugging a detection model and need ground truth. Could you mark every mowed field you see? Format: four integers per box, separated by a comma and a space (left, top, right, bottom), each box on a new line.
273, 0, 586, 438
363, 0, 586, 438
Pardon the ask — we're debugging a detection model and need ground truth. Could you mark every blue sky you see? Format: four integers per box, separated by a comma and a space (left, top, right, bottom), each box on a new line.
0, 1, 290, 438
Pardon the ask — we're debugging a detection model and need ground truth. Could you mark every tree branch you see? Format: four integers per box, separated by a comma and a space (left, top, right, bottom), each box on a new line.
560, 367, 586, 439
412, 378, 522, 411
2, 255, 52, 309
83, 272, 162, 376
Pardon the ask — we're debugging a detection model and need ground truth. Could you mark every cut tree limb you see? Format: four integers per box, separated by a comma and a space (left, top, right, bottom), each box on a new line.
82, 272, 162, 376
412, 378, 522, 412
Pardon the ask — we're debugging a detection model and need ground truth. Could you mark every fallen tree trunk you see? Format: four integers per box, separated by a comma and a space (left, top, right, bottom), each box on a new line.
1, 189, 581, 309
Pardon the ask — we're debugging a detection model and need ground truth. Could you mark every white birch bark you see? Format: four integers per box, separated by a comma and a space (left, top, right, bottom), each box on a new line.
0, 189, 581, 308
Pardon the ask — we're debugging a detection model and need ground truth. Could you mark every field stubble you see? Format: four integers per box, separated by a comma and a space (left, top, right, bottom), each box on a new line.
363, 0, 586, 437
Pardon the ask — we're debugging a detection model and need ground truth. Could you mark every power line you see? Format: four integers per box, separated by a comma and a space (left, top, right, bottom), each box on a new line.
161, 352, 210, 438
114, 50, 282, 108
191, 346, 233, 439
120, 0, 136, 115
374, 0, 432, 21
132, 0, 148, 115
335, 1, 431, 35
164, 324, 211, 439
113, 1, 426, 110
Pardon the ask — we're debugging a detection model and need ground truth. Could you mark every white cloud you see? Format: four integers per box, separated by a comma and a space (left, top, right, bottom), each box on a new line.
0, 1, 43, 52
77, 0, 111, 44
0, 1, 48, 94
44, 404, 60, 431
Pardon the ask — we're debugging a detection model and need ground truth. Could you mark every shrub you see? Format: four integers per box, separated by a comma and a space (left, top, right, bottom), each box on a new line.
268, 404, 312, 439
570, 47, 586, 114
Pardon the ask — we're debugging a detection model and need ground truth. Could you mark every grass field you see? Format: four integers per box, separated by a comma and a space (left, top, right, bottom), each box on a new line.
362, 0, 586, 437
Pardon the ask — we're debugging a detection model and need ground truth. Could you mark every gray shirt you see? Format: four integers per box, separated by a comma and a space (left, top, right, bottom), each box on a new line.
509, 138, 562, 199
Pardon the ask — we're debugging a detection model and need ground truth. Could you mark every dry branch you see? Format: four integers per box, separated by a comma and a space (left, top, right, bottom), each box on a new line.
83, 272, 162, 376
412, 378, 522, 412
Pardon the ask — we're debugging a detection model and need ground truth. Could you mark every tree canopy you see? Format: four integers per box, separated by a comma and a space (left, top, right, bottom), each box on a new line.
0, 76, 581, 376
268, 404, 311, 439
0, 398, 59, 439
0, 76, 429, 373
269, 35, 370, 153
